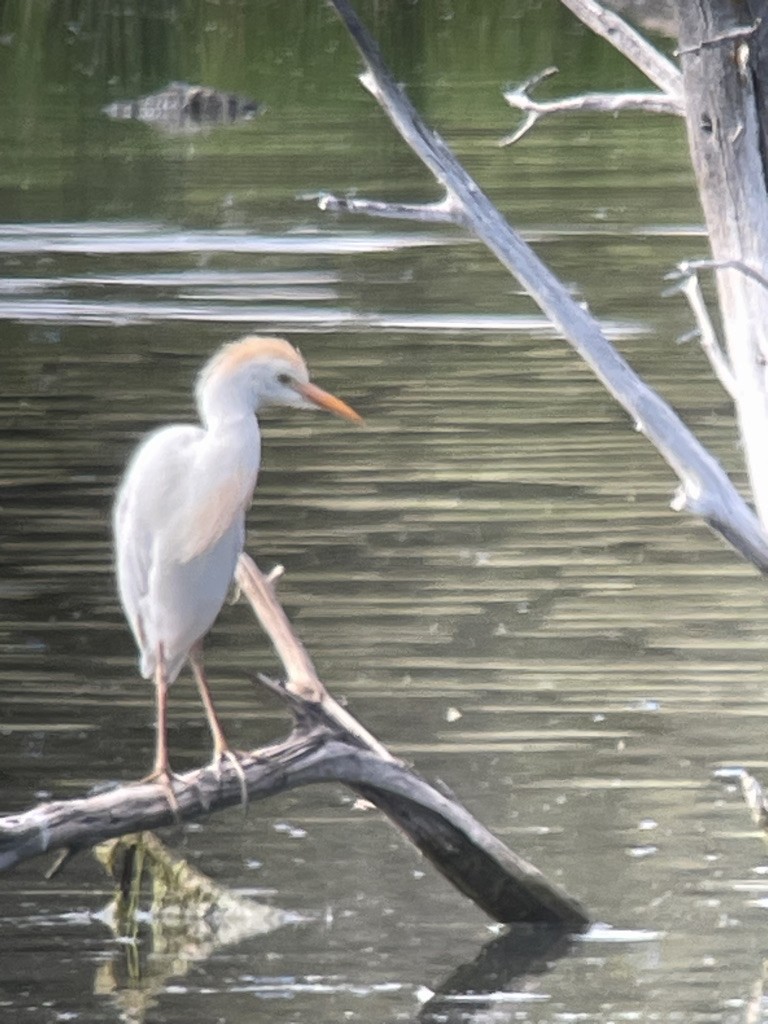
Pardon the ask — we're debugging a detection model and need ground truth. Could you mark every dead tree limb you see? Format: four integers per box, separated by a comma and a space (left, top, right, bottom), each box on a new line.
670, 270, 737, 399
506, 1, 768, 535
499, 1, 684, 144
234, 553, 396, 761
500, 67, 680, 148
321, 0, 768, 572
0, 556, 589, 929
0, 724, 586, 926
317, 192, 459, 223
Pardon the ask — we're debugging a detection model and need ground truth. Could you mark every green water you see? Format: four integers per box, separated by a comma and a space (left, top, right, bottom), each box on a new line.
1, 3, 766, 1023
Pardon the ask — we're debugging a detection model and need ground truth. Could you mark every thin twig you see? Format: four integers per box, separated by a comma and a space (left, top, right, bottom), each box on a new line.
234, 554, 321, 700
740, 770, 768, 831
715, 766, 768, 831
674, 258, 768, 294
672, 271, 737, 399
675, 21, 759, 57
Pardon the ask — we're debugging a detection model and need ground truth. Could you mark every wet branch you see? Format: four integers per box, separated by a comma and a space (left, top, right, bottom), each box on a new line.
321, 0, 768, 572
0, 555, 589, 929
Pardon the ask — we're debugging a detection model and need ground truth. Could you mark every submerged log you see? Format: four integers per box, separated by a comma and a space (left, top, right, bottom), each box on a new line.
0, 555, 589, 930
93, 831, 286, 1017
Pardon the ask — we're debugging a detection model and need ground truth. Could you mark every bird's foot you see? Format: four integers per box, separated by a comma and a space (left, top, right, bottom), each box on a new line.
209, 747, 250, 811
134, 766, 185, 819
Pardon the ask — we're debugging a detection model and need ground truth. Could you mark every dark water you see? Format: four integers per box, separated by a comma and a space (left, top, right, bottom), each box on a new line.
2, 2, 768, 1022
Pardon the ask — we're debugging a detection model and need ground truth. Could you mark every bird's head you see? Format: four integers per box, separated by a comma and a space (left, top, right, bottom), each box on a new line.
196, 335, 362, 426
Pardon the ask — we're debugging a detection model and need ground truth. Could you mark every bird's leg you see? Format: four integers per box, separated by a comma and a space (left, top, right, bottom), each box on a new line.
137, 644, 181, 816
189, 642, 231, 758
189, 643, 249, 809
152, 647, 171, 778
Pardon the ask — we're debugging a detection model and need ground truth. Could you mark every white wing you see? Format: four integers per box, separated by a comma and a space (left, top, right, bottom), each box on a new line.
113, 424, 202, 658
113, 422, 259, 679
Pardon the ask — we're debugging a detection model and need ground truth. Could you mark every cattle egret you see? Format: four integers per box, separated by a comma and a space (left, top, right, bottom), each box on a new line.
113, 335, 362, 799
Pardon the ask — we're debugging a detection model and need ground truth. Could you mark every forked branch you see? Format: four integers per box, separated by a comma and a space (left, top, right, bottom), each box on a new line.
500, 67, 681, 147
501, 2, 682, 145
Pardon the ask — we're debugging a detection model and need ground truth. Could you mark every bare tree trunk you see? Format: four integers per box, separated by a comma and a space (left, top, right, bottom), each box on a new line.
676, 1, 768, 525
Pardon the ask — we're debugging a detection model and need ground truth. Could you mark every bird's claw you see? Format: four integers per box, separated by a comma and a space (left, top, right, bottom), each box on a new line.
133, 767, 186, 820
209, 748, 249, 811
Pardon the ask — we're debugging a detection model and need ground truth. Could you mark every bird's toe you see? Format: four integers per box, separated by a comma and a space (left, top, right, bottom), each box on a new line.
209, 748, 249, 809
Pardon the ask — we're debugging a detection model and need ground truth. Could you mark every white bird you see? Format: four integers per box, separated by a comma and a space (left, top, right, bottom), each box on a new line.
113, 335, 362, 796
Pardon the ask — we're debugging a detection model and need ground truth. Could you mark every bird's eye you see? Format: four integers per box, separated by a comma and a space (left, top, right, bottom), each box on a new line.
277, 373, 292, 386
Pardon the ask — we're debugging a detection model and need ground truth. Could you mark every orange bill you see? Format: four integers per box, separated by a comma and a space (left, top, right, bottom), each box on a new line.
294, 380, 363, 424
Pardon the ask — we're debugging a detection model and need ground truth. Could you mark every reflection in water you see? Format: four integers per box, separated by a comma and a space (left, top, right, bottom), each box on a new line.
0, 223, 648, 338
93, 832, 286, 1023
96, 834, 584, 1024
419, 924, 572, 1022
0, 223, 461, 254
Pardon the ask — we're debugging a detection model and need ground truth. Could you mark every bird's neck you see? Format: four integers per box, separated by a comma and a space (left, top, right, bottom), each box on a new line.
201, 405, 261, 441
198, 390, 261, 461
199, 408, 261, 474
197, 376, 259, 432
